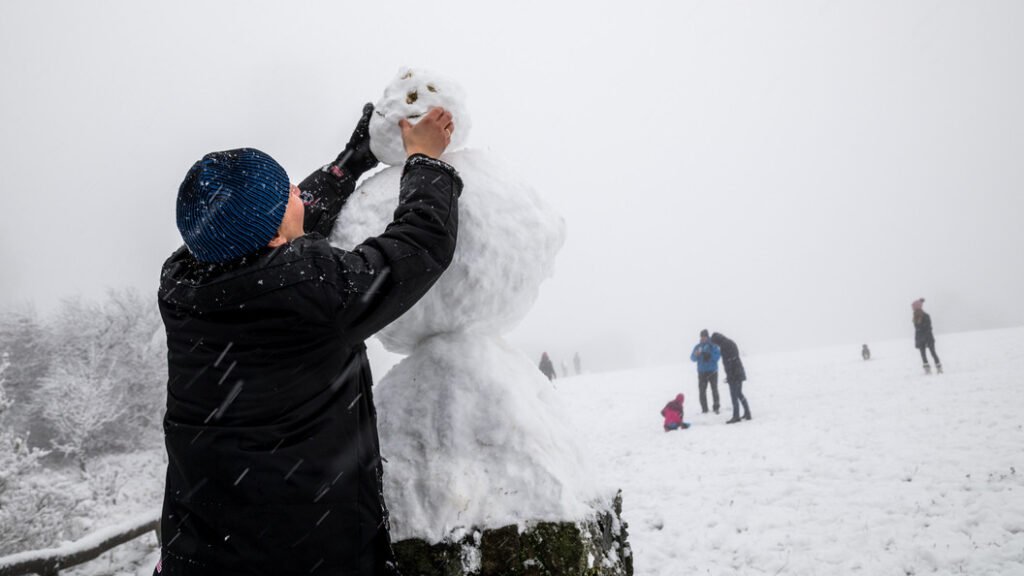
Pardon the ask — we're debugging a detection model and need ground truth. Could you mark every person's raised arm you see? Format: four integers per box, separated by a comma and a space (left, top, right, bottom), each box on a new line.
330, 107, 460, 342
298, 103, 380, 237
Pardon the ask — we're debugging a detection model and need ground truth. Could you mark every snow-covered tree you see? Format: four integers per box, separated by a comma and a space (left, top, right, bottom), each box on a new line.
0, 352, 66, 555
39, 289, 164, 458
0, 305, 52, 440
39, 355, 126, 471
0, 353, 39, 494
0, 291, 166, 555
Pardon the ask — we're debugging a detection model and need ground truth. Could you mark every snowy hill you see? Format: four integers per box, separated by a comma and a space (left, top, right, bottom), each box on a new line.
48, 327, 1023, 576
553, 327, 1024, 576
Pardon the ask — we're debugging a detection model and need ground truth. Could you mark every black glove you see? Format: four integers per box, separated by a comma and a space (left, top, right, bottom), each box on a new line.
329, 103, 378, 179
298, 104, 378, 236
702, 352, 711, 362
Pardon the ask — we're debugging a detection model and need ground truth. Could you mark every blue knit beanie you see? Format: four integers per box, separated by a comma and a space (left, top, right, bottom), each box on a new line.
176, 148, 290, 263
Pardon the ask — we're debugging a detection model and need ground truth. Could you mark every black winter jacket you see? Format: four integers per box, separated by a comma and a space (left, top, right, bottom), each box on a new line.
710, 332, 746, 383
914, 312, 935, 349
156, 155, 461, 576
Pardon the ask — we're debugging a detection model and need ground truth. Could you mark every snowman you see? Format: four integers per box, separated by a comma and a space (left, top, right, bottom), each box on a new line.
330, 68, 601, 543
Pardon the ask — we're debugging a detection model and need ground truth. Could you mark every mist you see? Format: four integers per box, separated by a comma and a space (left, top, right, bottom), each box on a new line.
2, 0, 1022, 372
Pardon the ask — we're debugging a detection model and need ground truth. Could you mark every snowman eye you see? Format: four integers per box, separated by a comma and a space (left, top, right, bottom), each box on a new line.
406, 91, 418, 104
426, 84, 438, 93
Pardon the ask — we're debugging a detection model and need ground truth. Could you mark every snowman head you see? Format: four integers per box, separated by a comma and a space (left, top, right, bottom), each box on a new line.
369, 67, 472, 166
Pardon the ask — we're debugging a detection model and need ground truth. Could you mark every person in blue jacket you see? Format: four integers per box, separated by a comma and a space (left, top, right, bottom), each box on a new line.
690, 329, 721, 414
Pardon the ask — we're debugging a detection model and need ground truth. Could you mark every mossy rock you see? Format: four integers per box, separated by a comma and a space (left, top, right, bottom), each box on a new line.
480, 524, 520, 575
393, 535, 473, 576
520, 522, 584, 575
393, 491, 631, 576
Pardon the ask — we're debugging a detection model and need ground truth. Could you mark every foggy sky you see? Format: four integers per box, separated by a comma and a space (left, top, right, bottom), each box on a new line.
2, 0, 1022, 371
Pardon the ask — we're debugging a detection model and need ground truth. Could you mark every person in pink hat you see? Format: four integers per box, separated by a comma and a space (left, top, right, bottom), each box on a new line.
661, 393, 691, 431
912, 298, 942, 374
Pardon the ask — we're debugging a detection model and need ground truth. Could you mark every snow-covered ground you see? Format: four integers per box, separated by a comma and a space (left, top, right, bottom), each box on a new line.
19, 327, 1023, 576
558, 327, 1024, 576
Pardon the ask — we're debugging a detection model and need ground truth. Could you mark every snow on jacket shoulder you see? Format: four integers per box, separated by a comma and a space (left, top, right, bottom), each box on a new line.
690, 342, 721, 373
156, 154, 461, 576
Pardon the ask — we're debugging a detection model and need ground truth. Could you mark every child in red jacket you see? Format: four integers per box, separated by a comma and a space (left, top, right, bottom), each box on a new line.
661, 393, 690, 431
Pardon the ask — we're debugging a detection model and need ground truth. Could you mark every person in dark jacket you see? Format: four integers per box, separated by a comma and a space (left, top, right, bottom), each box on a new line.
155, 105, 460, 576
862, 344, 871, 360
710, 332, 751, 424
539, 351, 556, 381
912, 298, 942, 374
690, 329, 721, 414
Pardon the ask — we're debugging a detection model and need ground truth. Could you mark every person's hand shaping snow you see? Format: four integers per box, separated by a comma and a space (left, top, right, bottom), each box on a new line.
400, 107, 454, 159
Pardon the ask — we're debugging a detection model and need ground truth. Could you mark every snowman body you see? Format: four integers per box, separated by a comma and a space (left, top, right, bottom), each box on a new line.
331, 68, 595, 542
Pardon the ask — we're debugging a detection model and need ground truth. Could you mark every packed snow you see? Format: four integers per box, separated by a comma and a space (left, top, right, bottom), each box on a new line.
334, 148, 566, 352
375, 333, 599, 542
332, 67, 591, 542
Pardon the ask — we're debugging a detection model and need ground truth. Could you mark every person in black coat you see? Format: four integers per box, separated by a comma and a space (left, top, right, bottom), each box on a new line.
156, 105, 460, 576
538, 351, 556, 381
709, 332, 751, 424
912, 298, 942, 374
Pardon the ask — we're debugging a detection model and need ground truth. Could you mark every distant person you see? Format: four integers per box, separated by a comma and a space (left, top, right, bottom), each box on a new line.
573, 352, 582, 375
912, 298, 942, 374
862, 344, 871, 361
710, 332, 751, 424
539, 351, 557, 381
690, 329, 721, 414
661, 393, 690, 431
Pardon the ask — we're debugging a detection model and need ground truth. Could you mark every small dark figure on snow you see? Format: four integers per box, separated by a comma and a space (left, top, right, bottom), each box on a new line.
661, 393, 690, 431
912, 298, 942, 374
862, 344, 871, 360
710, 332, 752, 424
573, 352, 582, 376
539, 351, 557, 381
690, 329, 721, 414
